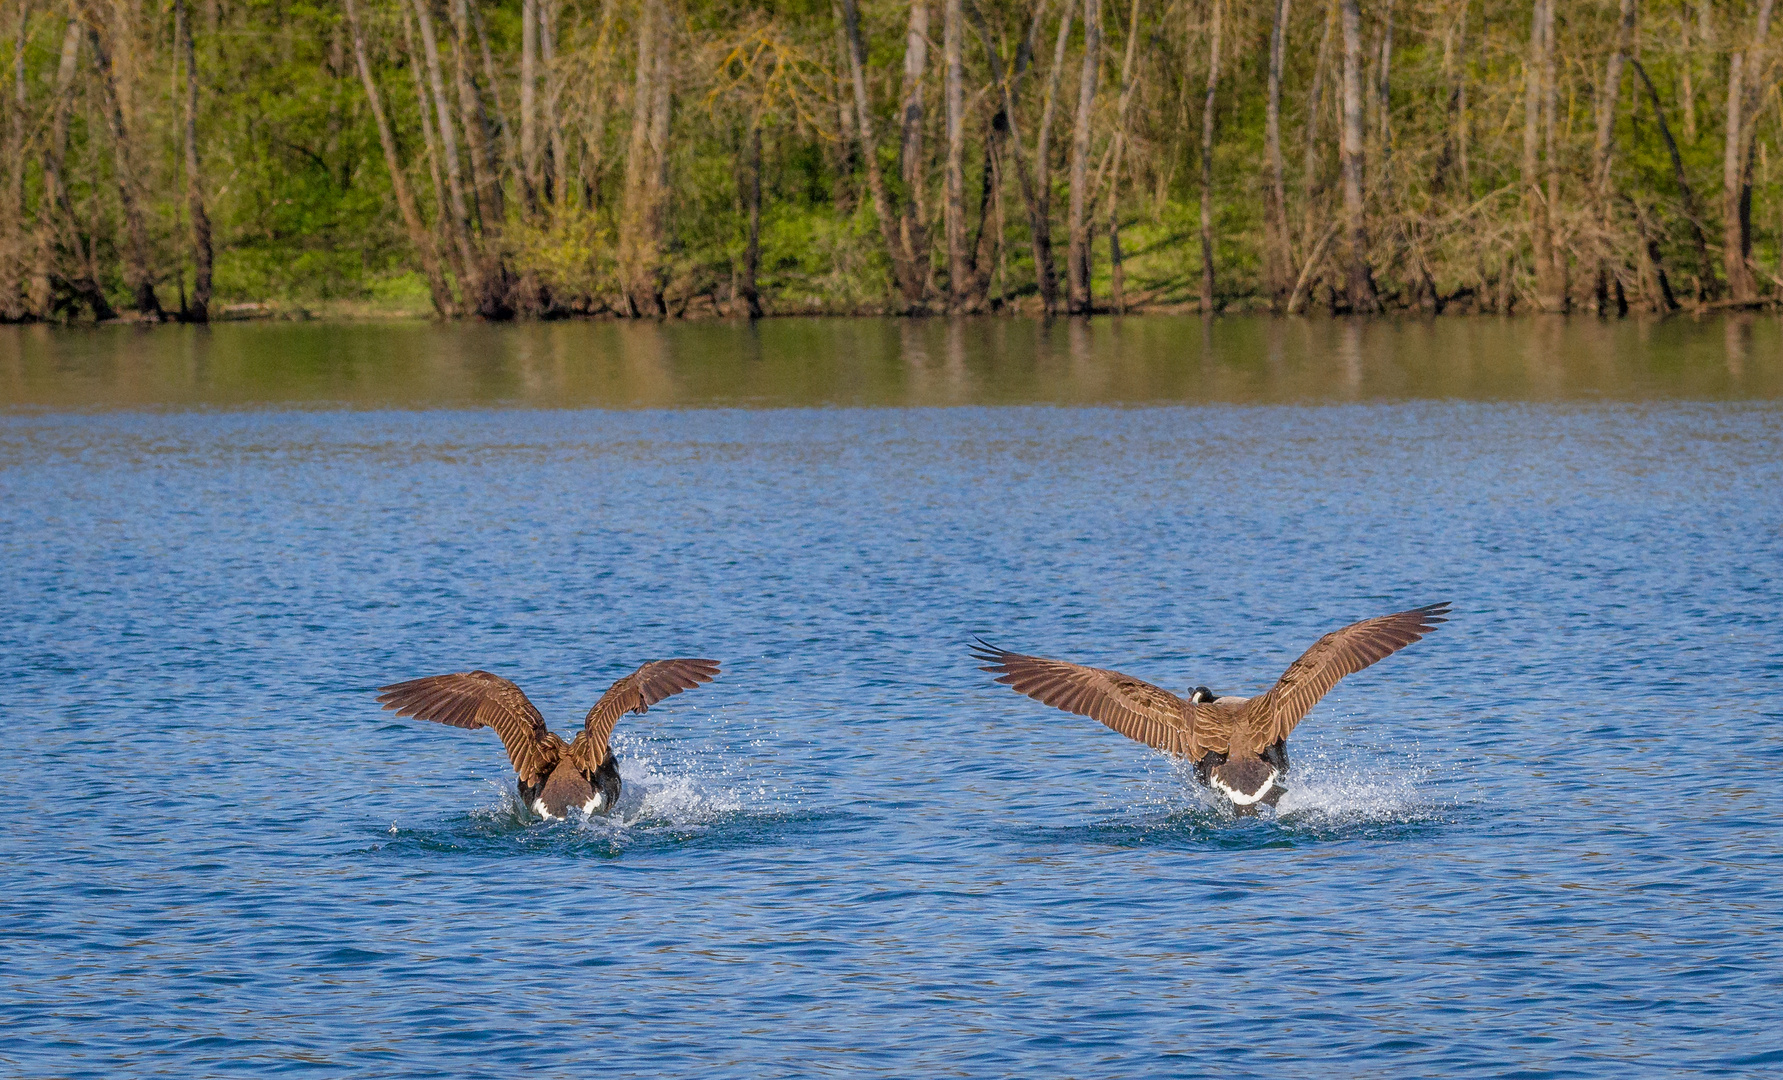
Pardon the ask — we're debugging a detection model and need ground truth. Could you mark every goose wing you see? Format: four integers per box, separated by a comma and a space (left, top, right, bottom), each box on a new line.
972, 639, 1212, 758
376, 670, 562, 786
1247, 602, 1450, 752
568, 659, 722, 770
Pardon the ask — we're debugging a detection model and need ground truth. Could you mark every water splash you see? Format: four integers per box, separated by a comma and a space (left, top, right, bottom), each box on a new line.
1271, 747, 1443, 827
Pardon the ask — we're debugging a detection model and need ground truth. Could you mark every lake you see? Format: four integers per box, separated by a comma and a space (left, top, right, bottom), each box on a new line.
2, 316, 1780, 1078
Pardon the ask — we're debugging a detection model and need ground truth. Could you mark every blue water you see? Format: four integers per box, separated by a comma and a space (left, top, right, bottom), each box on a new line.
2, 324, 1782, 1077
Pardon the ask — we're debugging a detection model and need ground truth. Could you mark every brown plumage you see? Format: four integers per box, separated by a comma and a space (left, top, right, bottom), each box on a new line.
973, 603, 1450, 812
376, 659, 721, 819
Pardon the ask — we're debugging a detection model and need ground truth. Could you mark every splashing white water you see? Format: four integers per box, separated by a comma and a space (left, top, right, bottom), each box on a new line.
1106, 743, 1446, 828
1271, 746, 1441, 825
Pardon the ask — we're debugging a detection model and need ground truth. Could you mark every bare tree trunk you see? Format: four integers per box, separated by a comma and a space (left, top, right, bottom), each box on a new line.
469, 2, 523, 212
1032, 0, 1073, 314
647, 5, 672, 311
1197, 0, 1223, 314
1102, 0, 1142, 315
616, 1, 666, 317
898, 0, 931, 301
965, 0, 1062, 312
1263, 0, 1292, 306
1591, 0, 1637, 314
450, 0, 505, 253
1435, 0, 1465, 192
1523, 0, 1561, 310
1541, 0, 1564, 309
1338, 0, 1375, 312
37, 16, 109, 318
413, 0, 481, 304
174, 0, 213, 322
1066, 0, 1100, 315
620, 0, 654, 312
3, 0, 27, 319
739, 118, 762, 318
944, 0, 966, 311
1631, 59, 1712, 301
966, 120, 1003, 308
840, 0, 925, 308
82, 10, 162, 319
1722, 0, 1775, 304
1300, 0, 1334, 254
346, 0, 452, 316
541, 0, 566, 209
521, 0, 539, 209
399, 3, 456, 283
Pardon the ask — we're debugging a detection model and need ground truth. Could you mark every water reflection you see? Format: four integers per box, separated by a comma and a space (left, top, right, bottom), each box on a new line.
2, 315, 1779, 410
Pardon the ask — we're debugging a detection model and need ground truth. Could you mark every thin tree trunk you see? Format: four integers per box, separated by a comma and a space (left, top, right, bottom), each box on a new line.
965, 0, 1060, 312
1631, 58, 1712, 301
1197, 0, 1223, 314
647, 4, 672, 312
174, 0, 213, 322
412, 0, 481, 304
1523, 0, 1560, 310
82, 10, 162, 319
739, 118, 762, 318
1541, 0, 1563, 309
898, 0, 931, 301
839, 0, 925, 308
944, 0, 967, 311
469, 1, 523, 210
346, 0, 453, 316
1066, 0, 1100, 315
450, 0, 504, 237
1591, 0, 1637, 314
1264, 0, 1292, 305
3, 0, 27, 318
1032, 0, 1073, 314
541, 0, 566, 209
521, 0, 539, 208
620, 0, 662, 316
1435, 0, 1466, 192
1338, 0, 1375, 312
1300, 0, 1334, 254
1100, 0, 1142, 315
1723, 0, 1776, 304
37, 16, 107, 318
399, 2, 456, 283
966, 120, 1002, 308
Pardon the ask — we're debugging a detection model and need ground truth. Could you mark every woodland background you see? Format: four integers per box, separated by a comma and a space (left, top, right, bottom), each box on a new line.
1, 0, 1781, 321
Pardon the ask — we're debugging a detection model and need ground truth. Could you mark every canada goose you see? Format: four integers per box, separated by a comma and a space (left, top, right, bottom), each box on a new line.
972, 603, 1449, 813
376, 659, 721, 819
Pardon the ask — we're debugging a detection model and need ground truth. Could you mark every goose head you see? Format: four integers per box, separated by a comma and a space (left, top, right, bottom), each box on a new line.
1188, 685, 1217, 704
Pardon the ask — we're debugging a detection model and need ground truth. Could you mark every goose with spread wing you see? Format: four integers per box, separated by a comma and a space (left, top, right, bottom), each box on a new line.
972, 603, 1449, 812
376, 659, 721, 819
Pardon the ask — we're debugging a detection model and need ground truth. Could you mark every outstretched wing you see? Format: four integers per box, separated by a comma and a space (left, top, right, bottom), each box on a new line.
972, 639, 1210, 758
1249, 602, 1451, 751
569, 659, 722, 770
376, 670, 560, 786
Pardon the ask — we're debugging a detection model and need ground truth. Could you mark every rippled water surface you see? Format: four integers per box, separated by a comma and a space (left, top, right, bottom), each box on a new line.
2, 317, 1780, 1078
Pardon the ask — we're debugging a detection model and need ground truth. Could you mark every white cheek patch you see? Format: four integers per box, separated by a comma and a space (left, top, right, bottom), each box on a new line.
580, 793, 605, 814
1212, 769, 1280, 806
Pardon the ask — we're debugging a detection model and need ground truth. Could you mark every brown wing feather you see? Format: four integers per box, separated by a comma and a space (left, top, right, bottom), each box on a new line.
972, 639, 1210, 759
570, 659, 722, 770
376, 670, 561, 786
1249, 602, 1451, 751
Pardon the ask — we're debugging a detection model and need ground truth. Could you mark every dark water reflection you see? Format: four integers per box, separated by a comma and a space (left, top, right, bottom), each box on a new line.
2, 320, 1781, 1078
3, 315, 1780, 409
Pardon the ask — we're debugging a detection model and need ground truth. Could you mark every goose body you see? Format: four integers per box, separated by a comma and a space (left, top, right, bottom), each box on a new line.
973, 603, 1449, 813
377, 659, 721, 820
